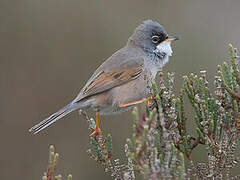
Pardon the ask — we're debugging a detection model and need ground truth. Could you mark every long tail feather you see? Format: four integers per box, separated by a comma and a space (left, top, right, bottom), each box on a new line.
29, 103, 77, 134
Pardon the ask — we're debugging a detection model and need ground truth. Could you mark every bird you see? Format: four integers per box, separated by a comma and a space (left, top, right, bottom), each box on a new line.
29, 20, 179, 136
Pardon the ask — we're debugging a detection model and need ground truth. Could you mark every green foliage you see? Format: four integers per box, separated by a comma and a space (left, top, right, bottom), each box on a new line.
42, 145, 72, 180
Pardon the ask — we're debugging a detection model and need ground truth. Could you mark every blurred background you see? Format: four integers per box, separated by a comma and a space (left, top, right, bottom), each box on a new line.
1, 0, 240, 179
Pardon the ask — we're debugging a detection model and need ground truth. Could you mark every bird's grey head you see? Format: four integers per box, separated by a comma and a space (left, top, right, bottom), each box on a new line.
128, 20, 179, 59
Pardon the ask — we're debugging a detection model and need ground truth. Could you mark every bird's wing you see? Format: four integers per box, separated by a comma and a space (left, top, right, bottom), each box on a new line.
74, 55, 144, 102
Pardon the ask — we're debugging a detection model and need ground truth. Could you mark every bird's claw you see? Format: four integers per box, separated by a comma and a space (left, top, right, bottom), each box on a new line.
90, 127, 102, 137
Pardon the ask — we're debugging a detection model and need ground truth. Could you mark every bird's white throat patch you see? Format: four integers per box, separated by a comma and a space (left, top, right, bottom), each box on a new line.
145, 41, 173, 79
156, 41, 173, 56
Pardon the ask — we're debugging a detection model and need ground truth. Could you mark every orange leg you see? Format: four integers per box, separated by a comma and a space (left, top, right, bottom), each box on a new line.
120, 96, 154, 108
90, 111, 102, 137
120, 99, 145, 108
146, 97, 152, 106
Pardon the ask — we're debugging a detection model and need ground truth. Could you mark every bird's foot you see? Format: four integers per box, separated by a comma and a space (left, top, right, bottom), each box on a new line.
90, 127, 102, 137
146, 96, 156, 110
146, 97, 152, 105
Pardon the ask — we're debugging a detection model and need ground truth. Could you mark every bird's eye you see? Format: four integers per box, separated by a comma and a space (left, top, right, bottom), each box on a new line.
152, 35, 160, 44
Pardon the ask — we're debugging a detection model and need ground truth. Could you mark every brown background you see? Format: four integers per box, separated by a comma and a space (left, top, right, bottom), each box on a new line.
1, 0, 240, 179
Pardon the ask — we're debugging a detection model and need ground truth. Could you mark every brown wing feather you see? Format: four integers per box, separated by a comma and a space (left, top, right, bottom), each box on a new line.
83, 67, 143, 94
74, 60, 143, 102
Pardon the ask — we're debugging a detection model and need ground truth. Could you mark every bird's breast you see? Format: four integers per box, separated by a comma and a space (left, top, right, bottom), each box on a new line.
144, 54, 170, 79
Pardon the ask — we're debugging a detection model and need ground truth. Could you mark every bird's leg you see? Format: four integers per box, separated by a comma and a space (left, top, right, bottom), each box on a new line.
90, 111, 102, 137
146, 96, 154, 106
120, 96, 154, 108
146, 97, 152, 105
146, 95, 156, 110
120, 99, 145, 108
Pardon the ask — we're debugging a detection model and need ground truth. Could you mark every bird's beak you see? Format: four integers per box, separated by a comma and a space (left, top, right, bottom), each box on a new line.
165, 36, 180, 42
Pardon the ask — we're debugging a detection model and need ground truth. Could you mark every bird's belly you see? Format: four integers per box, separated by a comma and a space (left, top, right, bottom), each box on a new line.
112, 71, 152, 107
87, 91, 134, 115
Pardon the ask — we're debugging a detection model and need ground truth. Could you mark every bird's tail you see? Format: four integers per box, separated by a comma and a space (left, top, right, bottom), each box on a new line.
29, 103, 78, 134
